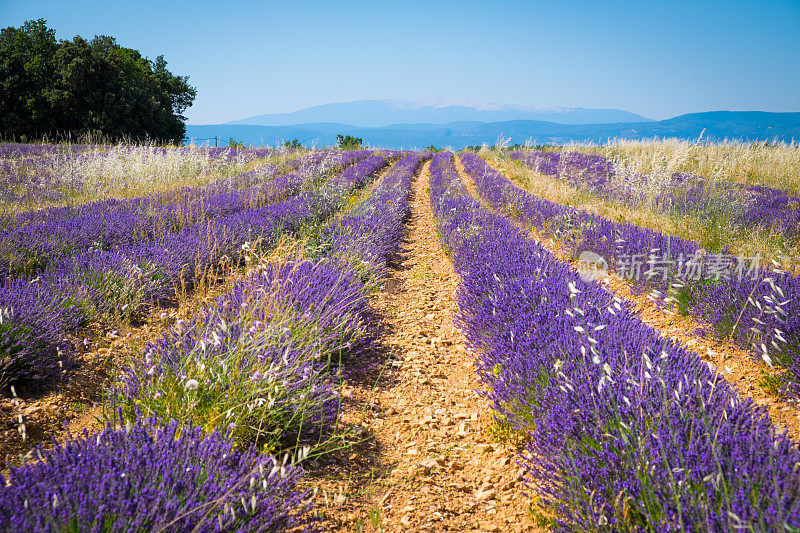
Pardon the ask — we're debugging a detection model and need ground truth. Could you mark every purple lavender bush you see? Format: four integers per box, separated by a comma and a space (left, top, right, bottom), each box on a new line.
463, 152, 800, 397
0, 418, 317, 532
0, 277, 84, 384
78, 153, 387, 310
430, 152, 800, 530
121, 257, 372, 450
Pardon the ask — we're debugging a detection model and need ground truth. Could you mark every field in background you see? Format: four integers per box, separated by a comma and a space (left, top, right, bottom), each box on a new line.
490, 140, 800, 270
0, 142, 303, 214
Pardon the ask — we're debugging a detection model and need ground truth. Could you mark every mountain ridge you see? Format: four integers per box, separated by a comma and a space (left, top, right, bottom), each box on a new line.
226, 99, 654, 127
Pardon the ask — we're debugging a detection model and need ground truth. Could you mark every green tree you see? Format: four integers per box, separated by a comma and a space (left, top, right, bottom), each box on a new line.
336, 134, 363, 149
0, 19, 196, 144
0, 19, 58, 140
283, 138, 301, 149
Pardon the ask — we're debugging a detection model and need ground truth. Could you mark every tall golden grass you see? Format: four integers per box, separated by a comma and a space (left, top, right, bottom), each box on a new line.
570, 138, 800, 195
485, 146, 800, 273
0, 141, 302, 214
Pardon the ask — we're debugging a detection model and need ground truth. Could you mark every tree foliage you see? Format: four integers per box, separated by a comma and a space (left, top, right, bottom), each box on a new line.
336, 134, 363, 149
0, 19, 196, 144
283, 138, 302, 149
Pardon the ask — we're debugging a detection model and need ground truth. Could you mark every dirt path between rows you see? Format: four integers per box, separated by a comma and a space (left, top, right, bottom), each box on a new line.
310, 161, 540, 532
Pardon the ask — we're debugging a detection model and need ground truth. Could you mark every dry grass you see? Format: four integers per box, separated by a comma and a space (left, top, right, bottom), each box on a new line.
0, 142, 303, 214
565, 138, 800, 195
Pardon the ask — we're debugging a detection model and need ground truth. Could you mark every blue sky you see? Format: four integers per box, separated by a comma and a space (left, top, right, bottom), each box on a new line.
2, 0, 799, 123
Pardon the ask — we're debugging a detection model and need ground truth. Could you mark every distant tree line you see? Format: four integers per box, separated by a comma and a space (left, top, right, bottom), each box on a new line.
0, 19, 196, 144
284, 138, 302, 149
280, 136, 363, 150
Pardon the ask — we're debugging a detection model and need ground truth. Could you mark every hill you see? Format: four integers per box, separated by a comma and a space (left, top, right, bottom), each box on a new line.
187, 111, 800, 149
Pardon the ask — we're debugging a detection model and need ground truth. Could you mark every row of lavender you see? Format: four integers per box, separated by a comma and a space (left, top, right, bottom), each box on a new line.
0, 150, 362, 277
430, 152, 800, 530
512, 150, 800, 241
0, 152, 382, 384
464, 153, 800, 395
0, 153, 429, 531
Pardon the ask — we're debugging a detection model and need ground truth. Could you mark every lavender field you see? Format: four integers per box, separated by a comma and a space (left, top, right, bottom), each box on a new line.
0, 141, 799, 531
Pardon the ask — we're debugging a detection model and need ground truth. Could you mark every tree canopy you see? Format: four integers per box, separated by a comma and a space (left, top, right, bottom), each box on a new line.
336, 134, 363, 149
0, 19, 196, 144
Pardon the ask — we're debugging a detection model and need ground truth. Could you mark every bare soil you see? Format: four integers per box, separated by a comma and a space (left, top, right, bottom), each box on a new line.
306, 161, 540, 532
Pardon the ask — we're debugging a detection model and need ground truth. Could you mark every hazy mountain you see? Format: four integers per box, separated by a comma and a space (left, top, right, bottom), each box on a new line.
226, 99, 653, 127
188, 111, 800, 149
